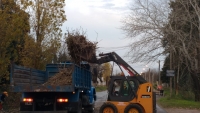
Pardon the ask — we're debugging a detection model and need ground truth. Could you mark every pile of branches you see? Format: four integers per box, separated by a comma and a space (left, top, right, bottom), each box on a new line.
43, 68, 73, 86
66, 31, 98, 64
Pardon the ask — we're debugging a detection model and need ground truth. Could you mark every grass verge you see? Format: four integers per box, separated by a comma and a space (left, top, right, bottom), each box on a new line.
157, 88, 200, 109
158, 97, 200, 109
95, 85, 107, 92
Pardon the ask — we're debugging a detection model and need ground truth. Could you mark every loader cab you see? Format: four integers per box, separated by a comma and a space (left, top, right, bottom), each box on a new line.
107, 76, 140, 102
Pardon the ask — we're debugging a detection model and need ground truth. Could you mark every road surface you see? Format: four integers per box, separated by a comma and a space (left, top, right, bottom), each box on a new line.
95, 90, 168, 113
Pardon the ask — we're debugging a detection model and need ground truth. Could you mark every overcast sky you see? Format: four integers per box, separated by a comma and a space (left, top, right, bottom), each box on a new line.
63, 0, 162, 74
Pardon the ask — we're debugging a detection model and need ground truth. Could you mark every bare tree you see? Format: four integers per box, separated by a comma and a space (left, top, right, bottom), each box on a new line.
163, 0, 200, 101
121, 0, 170, 63
122, 0, 200, 101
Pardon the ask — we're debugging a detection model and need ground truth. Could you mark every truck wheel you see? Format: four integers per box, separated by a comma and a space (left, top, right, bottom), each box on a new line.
99, 102, 118, 113
88, 104, 94, 113
124, 104, 143, 113
0, 103, 2, 110
68, 100, 82, 113
77, 99, 82, 113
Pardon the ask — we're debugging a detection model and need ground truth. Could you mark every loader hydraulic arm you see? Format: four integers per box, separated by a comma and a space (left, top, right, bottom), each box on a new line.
96, 52, 147, 83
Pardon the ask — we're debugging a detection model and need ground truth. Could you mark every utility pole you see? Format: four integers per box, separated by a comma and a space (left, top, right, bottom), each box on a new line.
169, 29, 173, 97
170, 50, 173, 97
145, 72, 147, 80
148, 68, 150, 82
152, 73, 154, 84
159, 60, 160, 84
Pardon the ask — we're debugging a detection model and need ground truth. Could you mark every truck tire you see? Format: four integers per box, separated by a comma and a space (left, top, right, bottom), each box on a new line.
88, 104, 94, 113
82, 104, 94, 113
124, 104, 143, 113
99, 102, 118, 113
78, 99, 83, 113
68, 100, 82, 113
0, 103, 2, 110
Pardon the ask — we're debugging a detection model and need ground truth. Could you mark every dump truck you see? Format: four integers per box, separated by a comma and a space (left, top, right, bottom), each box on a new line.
10, 62, 96, 113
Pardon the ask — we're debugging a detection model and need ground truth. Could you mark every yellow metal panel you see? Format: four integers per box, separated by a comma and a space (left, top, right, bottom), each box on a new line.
107, 82, 154, 113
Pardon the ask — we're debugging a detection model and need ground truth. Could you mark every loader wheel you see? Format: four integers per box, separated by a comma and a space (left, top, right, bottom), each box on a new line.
124, 104, 143, 113
99, 102, 118, 113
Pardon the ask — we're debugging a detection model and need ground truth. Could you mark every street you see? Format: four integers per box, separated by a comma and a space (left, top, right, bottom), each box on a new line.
95, 90, 167, 113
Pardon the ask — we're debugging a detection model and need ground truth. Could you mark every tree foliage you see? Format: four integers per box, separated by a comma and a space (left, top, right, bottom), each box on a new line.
101, 63, 112, 85
0, 0, 30, 79
17, 0, 66, 69
51, 42, 71, 63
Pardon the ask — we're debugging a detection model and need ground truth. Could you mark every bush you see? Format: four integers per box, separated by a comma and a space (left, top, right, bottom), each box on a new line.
0, 85, 21, 112
95, 85, 107, 92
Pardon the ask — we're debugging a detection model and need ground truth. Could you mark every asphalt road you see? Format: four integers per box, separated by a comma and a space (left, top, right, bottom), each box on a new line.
95, 90, 168, 113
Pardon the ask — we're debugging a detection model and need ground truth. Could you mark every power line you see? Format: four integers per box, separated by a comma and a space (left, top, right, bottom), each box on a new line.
98, 45, 129, 49
97, 45, 130, 52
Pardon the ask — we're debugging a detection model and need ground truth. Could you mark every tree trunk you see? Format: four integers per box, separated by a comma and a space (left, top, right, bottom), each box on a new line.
195, 47, 200, 101
191, 71, 200, 101
176, 64, 180, 95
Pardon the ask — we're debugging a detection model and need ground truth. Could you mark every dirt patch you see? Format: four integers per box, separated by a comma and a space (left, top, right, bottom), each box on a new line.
165, 108, 200, 113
